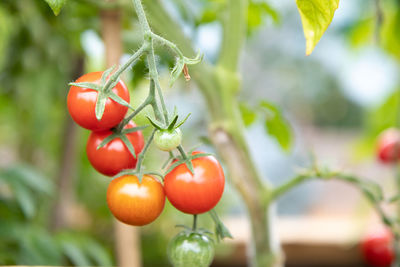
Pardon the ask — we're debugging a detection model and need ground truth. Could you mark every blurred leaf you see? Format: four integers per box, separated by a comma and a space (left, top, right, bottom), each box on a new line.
248, 1, 279, 34
58, 236, 92, 266
239, 102, 257, 126
296, 0, 339, 55
260, 101, 293, 151
347, 18, 374, 47
354, 90, 400, 160
84, 239, 113, 266
0, 165, 53, 195
8, 181, 35, 219
382, 8, 400, 61
44, 0, 67, 16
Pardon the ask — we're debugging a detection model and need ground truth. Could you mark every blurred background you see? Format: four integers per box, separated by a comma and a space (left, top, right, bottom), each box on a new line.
0, 0, 399, 266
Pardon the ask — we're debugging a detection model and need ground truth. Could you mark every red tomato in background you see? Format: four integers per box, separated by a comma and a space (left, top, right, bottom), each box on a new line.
164, 151, 225, 214
86, 122, 144, 176
361, 227, 394, 267
107, 175, 165, 226
67, 71, 130, 131
377, 128, 400, 164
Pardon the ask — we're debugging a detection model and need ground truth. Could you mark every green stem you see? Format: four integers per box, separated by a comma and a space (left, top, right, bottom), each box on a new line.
177, 145, 188, 160
192, 214, 198, 231
132, 0, 151, 32
136, 129, 156, 173
149, 79, 163, 122
104, 43, 148, 92
151, 32, 184, 58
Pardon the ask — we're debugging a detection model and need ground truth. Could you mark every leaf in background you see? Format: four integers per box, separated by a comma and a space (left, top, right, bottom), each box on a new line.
44, 0, 67, 16
296, 0, 340, 55
9, 181, 35, 219
248, 1, 280, 34
58, 235, 91, 266
84, 238, 113, 266
260, 101, 293, 151
239, 102, 257, 126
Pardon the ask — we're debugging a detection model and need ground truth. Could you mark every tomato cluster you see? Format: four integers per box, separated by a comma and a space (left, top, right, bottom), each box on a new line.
361, 227, 394, 267
376, 128, 400, 164
67, 72, 225, 227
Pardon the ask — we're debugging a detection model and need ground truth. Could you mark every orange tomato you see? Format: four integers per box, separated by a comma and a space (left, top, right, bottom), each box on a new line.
107, 175, 165, 226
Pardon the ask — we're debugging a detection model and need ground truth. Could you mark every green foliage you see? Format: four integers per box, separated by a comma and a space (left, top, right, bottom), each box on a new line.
260, 101, 293, 152
44, 0, 67, 15
296, 0, 340, 55
239, 102, 257, 126
248, 1, 280, 34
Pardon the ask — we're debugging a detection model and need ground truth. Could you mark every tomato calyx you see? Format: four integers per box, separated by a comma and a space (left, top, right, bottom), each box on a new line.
69, 66, 132, 121
209, 209, 233, 242
96, 125, 148, 159
164, 152, 212, 176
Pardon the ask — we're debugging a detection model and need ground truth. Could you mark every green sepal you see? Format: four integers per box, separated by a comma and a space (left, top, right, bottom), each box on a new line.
184, 50, 203, 65
209, 209, 233, 242
122, 125, 148, 134
170, 58, 185, 87
96, 132, 119, 150
175, 113, 191, 128
108, 91, 133, 110
101, 65, 116, 85
167, 115, 179, 131
120, 134, 136, 159
68, 82, 102, 91
146, 116, 164, 130
95, 93, 108, 121
44, 0, 66, 16
388, 194, 400, 203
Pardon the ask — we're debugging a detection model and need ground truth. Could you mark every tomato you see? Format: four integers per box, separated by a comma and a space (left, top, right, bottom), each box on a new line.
86, 121, 144, 176
154, 128, 182, 151
168, 231, 214, 267
67, 71, 130, 131
107, 175, 165, 226
377, 128, 400, 164
164, 151, 225, 214
361, 227, 394, 267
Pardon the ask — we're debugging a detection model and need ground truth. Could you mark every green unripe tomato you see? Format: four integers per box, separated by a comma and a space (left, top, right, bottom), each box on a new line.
168, 231, 214, 267
154, 128, 182, 151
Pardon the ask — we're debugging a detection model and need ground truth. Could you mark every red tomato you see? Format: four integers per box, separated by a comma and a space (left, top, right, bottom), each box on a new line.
67, 71, 130, 131
86, 122, 144, 176
377, 128, 400, 164
107, 175, 165, 226
361, 227, 394, 267
164, 151, 225, 214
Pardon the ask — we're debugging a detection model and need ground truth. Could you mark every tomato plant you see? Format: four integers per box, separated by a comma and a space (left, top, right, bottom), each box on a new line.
154, 128, 182, 151
107, 175, 165, 226
67, 71, 130, 131
86, 121, 144, 176
376, 128, 400, 164
168, 231, 214, 267
164, 151, 225, 214
361, 228, 394, 267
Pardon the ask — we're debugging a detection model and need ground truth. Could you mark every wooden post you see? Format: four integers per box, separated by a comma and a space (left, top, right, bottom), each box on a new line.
101, 8, 142, 267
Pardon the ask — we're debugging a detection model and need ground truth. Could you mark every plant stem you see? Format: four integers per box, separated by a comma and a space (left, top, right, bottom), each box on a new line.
136, 129, 156, 173
192, 214, 198, 231
104, 43, 148, 93
151, 32, 184, 58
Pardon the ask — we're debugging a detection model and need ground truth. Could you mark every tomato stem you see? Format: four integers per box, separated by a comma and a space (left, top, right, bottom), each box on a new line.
135, 129, 156, 174
192, 214, 198, 231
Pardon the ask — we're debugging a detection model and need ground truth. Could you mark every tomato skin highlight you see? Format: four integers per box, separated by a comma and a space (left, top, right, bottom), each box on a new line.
168, 231, 214, 267
164, 151, 225, 214
67, 71, 130, 131
377, 128, 400, 164
107, 175, 165, 226
361, 228, 395, 267
86, 122, 144, 176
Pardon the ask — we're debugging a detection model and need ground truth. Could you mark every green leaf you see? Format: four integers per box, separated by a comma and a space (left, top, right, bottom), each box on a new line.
84, 239, 113, 266
10, 181, 35, 219
248, 1, 280, 34
175, 113, 191, 128
260, 101, 292, 151
44, 0, 67, 16
239, 102, 257, 126
296, 0, 340, 55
